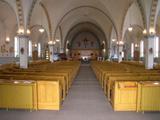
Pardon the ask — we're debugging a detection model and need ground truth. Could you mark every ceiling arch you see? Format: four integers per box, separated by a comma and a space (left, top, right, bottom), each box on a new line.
53, 5, 118, 42
0, 0, 17, 43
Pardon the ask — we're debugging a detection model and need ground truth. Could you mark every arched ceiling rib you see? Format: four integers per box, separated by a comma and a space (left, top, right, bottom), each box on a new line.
2, 0, 160, 46
0, 0, 17, 39
56, 6, 115, 47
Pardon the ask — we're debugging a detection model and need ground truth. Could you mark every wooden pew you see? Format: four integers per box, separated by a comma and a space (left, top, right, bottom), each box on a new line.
0, 78, 61, 110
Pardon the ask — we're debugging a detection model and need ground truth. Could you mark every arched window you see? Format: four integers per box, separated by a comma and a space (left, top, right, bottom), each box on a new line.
154, 36, 159, 58
38, 43, 41, 57
140, 40, 144, 57
14, 36, 19, 57
28, 40, 32, 57
131, 43, 134, 58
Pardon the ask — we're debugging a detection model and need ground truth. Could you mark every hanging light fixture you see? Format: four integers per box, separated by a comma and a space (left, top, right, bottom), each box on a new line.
39, 27, 45, 33
39, 6, 45, 33
48, 41, 54, 45
56, 39, 60, 42
53, 41, 56, 45
128, 8, 133, 32
128, 25, 133, 32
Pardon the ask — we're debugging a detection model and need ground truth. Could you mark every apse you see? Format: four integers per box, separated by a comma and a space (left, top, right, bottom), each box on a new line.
64, 22, 107, 60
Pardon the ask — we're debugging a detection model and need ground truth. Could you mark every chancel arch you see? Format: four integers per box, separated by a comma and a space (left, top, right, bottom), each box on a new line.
64, 22, 107, 60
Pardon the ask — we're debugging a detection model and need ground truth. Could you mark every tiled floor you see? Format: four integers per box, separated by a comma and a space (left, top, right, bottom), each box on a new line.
0, 66, 160, 120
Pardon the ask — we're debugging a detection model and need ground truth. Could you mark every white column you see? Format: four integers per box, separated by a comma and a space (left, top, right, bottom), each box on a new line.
145, 35, 155, 69
118, 45, 123, 63
49, 45, 54, 62
18, 35, 29, 69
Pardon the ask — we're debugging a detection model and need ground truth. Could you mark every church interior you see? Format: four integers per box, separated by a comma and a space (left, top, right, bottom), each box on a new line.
0, 0, 160, 120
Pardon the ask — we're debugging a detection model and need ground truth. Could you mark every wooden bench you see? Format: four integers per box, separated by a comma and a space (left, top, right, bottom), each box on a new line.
0, 78, 61, 110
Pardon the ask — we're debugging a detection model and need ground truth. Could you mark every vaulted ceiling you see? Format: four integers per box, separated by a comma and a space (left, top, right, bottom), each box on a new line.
0, 0, 160, 48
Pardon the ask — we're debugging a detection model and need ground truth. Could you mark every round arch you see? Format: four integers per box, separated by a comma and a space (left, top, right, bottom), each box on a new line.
64, 22, 107, 51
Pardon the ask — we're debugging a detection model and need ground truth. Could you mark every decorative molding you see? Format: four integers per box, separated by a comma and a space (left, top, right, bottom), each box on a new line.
120, 1, 135, 40
27, 0, 38, 28
137, 0, 146, 28
150, 0, 158, 28
16, 0, 24, 27
40, 2, 52, 41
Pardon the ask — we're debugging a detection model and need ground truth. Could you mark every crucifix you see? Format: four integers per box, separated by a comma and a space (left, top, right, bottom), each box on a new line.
83, 38, 89, 48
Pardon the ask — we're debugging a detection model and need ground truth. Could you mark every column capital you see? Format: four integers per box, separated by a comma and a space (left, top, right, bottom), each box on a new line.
143, 34, 157, 39
16, 34, 30, 39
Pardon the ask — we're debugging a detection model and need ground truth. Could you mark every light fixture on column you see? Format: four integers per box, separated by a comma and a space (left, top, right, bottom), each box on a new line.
117, 41, 124, 45
66, 48, 69, 52
17, 27, 24, 34
5, 29, 10, 43
149, 27, 155, 35
5, 37, 10, 43
143, 29, 147, 35
135, 43, 139, 48
48, 41, 54, 45
34, 43, 37, 47
27, 29, 31, 34
112, 39, 116, 42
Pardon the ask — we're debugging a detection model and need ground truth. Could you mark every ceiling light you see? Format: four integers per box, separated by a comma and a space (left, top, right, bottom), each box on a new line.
53, 41, 56, 45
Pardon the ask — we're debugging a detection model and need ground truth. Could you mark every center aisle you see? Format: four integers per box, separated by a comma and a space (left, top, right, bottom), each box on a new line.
0, 66, 160, 120
57, 66, 112, 120
56, 66, 160, 120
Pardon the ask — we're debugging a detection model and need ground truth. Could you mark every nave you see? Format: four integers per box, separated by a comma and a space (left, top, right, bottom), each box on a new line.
0, 66, 160, 120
